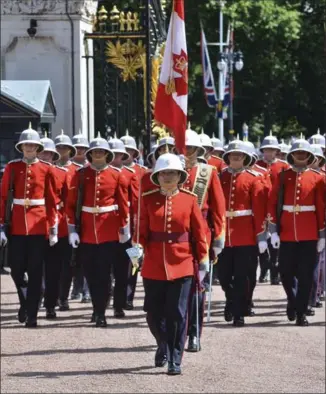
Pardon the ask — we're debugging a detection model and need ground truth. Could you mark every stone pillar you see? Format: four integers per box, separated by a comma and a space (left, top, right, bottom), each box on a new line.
0, 0, 98, 139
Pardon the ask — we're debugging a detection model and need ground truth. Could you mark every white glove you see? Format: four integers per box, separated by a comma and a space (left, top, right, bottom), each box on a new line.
69, 232, 80, 248
199, 270, 206, 283
317, 238, 325, 253
213, 247, 222, 257
271, 232, 280, 249
258, 241, 268, 254
0, 231, 8, 247
49, 235, 58, 247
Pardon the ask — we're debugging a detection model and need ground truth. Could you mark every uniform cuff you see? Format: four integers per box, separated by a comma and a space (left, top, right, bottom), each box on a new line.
257, 231, 267, 243
49, 226, 58, 236
119, 223, 131, 243
199, 260, 209, 272
212, 237, 225, 250
68, 224, 76, 235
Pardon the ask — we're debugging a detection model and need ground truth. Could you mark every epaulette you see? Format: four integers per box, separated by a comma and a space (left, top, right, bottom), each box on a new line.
39, 159, 52, 165
72, 162, 83, 168
309, 168, 321, 174
180, 188, 197, 197
142, 189, 159, 197
255, 164, 267, 172
109, 165, 122, 172
8, 159, 22, 164
135, 163, 147, 169
246, 169, 259, 176
55, 165, 68, 172
124, 166, 136, 173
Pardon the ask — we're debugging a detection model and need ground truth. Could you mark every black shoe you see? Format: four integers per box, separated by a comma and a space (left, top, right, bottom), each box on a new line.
270, 279, 280, 285
167, 362, 181, 375
187, 336, 201, 352
315, 301, 323, 308
296, 315, 309, 326
233, 317, 245, 327
25, 317, 37, 328
114, 309, 125, 318
46, 308, 57, 319
95, 315, 107, 328
246, 307, 255, 317
90, 312, 97, 323
81, 294, 91, 303
0, 267, 10, 275
259, 275, 268, 283
286, 304, 296, 321
59, 300, 70, 311
306, 307, 315, 316
18, 307, 27, 323
155, 345, 167, 367
124, 301, 134, 311
224, 305, 233, 322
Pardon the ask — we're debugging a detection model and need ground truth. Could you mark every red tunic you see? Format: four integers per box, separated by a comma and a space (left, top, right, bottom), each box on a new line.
0, 159, 57, 236
183, 163, 226, 248
52, 166, 69, 238
220, 168, 266, 247
122, 166, 139, 235
138, 189, 208, 281
267, 168, 325, 242
207, 155, 226, 174
66, 165, 129, 244
256, 158, 289, 186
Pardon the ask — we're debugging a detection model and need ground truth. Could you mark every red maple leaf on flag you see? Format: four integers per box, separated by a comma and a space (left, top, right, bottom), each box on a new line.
172, 49, 188, 96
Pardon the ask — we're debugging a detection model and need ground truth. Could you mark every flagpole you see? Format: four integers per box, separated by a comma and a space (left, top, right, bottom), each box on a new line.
218, 0, 225, 144
145, 0, 152, 157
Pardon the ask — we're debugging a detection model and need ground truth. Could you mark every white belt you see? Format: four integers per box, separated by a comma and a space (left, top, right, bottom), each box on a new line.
82, 204, 118, 214
283, 205, 316, 213
226, 209, 252, 218
13, 198, 45, 207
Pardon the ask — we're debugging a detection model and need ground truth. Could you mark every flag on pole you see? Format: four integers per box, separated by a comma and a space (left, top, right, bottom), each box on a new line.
200, 25, 218, 108
217, 24, 231, 119
154, 0, 188, 154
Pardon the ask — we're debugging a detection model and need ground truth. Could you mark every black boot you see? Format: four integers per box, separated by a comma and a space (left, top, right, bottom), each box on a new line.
167, 362, 181, 375
233, 316, 245, 327
58, 299, 70, 311
46, 308, 57, 319
95, 315, 107, 328
224, 302, 233, 322
114, 309, 125, 318
187, 336, 201, 352
286, 303, 296, 321
154, 343, 167, 367
25, 317, 37, 328
296, 315, 309, 326
18, 306, 27, 323
306, 306, 315, 316
90, 312, 97, 323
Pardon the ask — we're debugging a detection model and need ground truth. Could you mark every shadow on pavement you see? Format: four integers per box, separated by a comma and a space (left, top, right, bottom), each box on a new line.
8, 365, 161, 378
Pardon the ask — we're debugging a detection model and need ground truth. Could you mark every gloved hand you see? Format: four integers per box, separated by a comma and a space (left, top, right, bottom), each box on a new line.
317, 238, 325, 253
258, 241, 268, 254
199, 270, 206, 283
271, 232, 280, 249
0, 231, 8, 247
213, 247, 222, 257
69, 232, 80, 248
198, 261, 209, 283
49, 234, 58, 247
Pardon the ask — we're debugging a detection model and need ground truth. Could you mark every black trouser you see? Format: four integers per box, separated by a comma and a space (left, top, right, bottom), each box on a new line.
126, 264, 138, 303
57, 237, 73, 302
247, 249, 259, 305
80, 241, 119, 316
187, 280, 206, 338
268, 239, 279, 281
9, 235, 46, 319
112, 242, 131, 310
44, 237, 70, 309
259, 250, 269, 279
279, 241, 317, 316
143, 276, 192, 365
218, 246, 256, 318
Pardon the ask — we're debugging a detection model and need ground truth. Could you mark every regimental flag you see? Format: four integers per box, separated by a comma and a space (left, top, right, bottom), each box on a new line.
201, 25, 218, 108
154, 0, 188, 154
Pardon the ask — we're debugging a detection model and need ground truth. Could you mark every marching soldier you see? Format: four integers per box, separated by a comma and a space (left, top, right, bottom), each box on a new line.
66, 136, 129, 327
70, 133, 90, 302
267, 139, 325, 326
120, 130, 147, 178
277, 140, 290, 161
218, 140, 267, 326
211, 134, 225, 158
256, 133, 290, 285
54, 131, 79, 311
38, 135, 68, 319
135, 153, 209, 375
0, 124, 58, 327
108, 136, 139, 315
199, 129, 226, 174
182, 127, 225, 351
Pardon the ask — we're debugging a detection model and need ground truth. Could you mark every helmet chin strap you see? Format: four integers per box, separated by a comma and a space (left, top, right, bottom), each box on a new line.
185, 148, 198, 169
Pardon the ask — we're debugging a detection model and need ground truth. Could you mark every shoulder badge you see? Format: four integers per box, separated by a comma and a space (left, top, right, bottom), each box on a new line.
180, 188, 197, 197
109, 165, 122, 172
246, 169, 259, 177
142, 189, 159, 197
8, 159, 22, 164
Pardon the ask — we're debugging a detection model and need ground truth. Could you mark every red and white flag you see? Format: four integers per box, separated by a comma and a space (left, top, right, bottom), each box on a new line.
154, 0, 188, 154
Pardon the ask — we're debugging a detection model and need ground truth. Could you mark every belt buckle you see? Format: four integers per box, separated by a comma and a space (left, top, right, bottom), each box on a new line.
294, 204, 301, 213
228, 211, 235, 218
24, 198, 31, 207
93, 206, 100, 214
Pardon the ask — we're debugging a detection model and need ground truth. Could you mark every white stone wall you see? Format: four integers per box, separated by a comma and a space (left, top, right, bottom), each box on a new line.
0, 1, 97, 139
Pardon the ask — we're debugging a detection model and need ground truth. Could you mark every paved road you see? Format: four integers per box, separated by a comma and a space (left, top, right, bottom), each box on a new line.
1, 273, 325, 393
